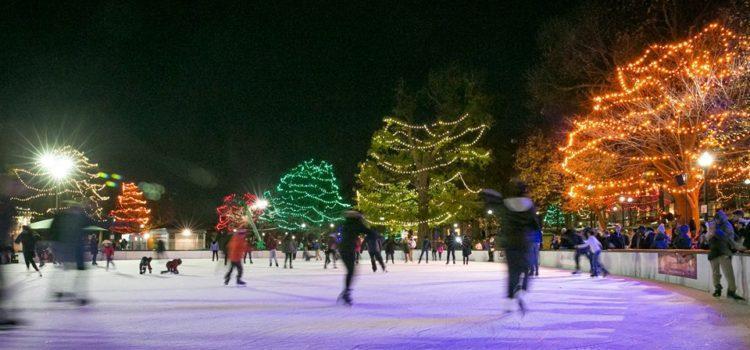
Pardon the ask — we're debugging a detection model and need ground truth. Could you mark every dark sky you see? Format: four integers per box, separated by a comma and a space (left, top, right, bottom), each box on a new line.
0, 1, 576, 226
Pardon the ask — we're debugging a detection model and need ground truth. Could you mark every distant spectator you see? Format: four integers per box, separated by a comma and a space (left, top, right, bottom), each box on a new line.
651, 224, 669, 249
673, 225, 692, 249
551, 234, 561, 250
609, 225, 626, 249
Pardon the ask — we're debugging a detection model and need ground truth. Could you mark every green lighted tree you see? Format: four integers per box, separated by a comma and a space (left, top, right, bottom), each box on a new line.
543, 203, 566, 229
356, 68, 492, 236
263, 160, 349, 231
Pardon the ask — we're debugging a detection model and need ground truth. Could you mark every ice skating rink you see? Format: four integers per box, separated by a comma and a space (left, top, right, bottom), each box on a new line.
2, 259, 748, 349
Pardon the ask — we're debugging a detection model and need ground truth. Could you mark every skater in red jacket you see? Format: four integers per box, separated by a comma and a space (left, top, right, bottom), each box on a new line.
102, 241, 115, 271
161, 259, 182, 274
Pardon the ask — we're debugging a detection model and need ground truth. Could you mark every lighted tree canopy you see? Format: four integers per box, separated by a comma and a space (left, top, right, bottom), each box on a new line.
12, 145, 108, 218
357, 113, 490, 234
263, 160, 349, 232
561, 24, 750, 227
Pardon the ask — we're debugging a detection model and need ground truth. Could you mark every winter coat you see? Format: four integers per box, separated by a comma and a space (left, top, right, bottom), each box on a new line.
421, 239, 431, 251
166, 259, 182, 271
103, 245, 115, 258
283, 238, 297, 254
326, 235, 338, 250
210, 242, 219, 252
266, 237, 278, 250
461, 237, 473, 255
384, 238, 396, 253
673, 233, 692, 249
340, 217, 374, 253
437, 243, 445, 253
49, 206, 91, 265
445, 234, 457, 250
14, 228, 38, 252
609, 233, 625, 249
89, 238, 99, 253
497, 196, 541, 252
651, 232, 669, 249
365, 231, 383, 253
228, 235, 248, 262
643, 232, 655, 249
708, 230, 735, 260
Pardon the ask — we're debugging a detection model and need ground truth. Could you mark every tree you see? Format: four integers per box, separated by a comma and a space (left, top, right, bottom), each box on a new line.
514, 130, 567, 208
561, 23, 750, 229
356, 68, 491, 236
263, 160, 349, 232
11, 145, 108, 218
543, 203, 566, 229
110, 182, 151, 234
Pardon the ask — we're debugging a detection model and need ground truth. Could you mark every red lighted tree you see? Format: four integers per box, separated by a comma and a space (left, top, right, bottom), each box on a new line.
110, 182, 151, 234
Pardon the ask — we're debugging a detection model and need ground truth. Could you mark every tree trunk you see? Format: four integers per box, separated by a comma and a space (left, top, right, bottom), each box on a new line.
416, 172, 431, 238
595, 207, 607, 230
672, 190, 701, 233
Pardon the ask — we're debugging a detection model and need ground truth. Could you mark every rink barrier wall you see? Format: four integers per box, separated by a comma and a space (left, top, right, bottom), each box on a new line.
100, 249, 500, 262
539, 250, 750, 298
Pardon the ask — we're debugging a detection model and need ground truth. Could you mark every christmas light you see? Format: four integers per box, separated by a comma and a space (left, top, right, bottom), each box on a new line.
561, 23, 750, 226
110, 182, 151, 234
262, 160, 349, 231
12, 146, 109, 218
357, 113, 489, 231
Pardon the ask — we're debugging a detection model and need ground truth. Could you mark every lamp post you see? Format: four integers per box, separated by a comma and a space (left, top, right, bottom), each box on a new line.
38, 151, 76, 211
698, 151, 715, 222
618, 196, 626, 227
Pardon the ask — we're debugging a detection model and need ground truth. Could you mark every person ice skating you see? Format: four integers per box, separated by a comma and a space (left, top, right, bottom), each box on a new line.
324, 233, 338, 269
155, 239, 167, 260
436, 239, 445, 261
461, 234, 472, 265
313, 239, 321, 261
49, 201, 93, 306
495, 180, 541, 314
431, 238, 438, 261
338, 210, 375, 305
225, 229, 247, 285
0, 194, 21, 327
576, 229, 609, 277
266, 234, 279, 267
283, 234, 296, 269
445, 232, 457, 264
244, 236, 254, 264
708, 224, 745, 301
366, 228, 386, 273
528, 229, 542, 276
384, 235, 396, 264
570, 229, 592, 275
403, 232, 413, 263
210, 239, 219, 261
161, 258, 182, 274
354, 236, 363, 264
15, 226, 41, 276
418, 235, 431, 264
102, 240, 115, 271
139, 257, 153, 274
89, 235, 99, 266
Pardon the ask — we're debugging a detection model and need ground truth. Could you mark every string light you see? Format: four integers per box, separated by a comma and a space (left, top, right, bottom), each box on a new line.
262, 160, 349, 231
561, 23, 750, 221
110, 182, 151, 234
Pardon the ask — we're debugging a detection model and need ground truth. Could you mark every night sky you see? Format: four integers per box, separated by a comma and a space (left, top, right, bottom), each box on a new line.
0, 1, 576, 226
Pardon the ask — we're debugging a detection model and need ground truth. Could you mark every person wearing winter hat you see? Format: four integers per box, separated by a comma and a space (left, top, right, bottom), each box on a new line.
673, 225, 692, 249
708, 226, 745, 301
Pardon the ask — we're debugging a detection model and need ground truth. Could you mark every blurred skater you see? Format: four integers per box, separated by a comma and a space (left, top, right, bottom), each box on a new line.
244, 236, 254, 264
338, 210, 374, 305
366, 228, 386, 273
384, 235, 396, 264
89, 235, 99, 266
267, 234, 279, 267
210, 239, 219, 261
436, 239, 444, 261
15, 225, 41, 276
418, 235, 431, 264
0, 194, 21, 326
224, 230, 247, 285
445, 232, 457, 265
283, 234, 296, 269
495, 180, 540, 314
103, 240, 115, 271
49, 201, 92, 306
462, 234, 472, 265
324, 233, 338, 269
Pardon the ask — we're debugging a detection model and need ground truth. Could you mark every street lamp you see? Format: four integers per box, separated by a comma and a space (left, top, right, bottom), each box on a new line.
486, 209, 493, 215
698, 151, 715, 222
38, 151, 76, 210
618, 196, 626, 227
300, 223, 307, 229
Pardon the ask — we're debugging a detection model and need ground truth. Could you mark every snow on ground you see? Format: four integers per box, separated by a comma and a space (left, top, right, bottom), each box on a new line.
2, 258, 747, 349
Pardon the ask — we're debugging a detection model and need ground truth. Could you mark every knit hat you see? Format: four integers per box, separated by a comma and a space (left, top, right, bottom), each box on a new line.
678, 225, 690, 235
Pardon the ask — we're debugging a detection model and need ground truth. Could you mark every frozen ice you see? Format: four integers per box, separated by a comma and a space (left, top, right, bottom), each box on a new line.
2, 258, 746, 349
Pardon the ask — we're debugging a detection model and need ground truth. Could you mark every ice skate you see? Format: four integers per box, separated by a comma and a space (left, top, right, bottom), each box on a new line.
728, 291, 745, 302
713, 285, 722, 298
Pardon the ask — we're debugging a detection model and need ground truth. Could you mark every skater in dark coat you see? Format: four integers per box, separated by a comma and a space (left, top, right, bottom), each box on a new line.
139, 257, 153, 274
15, 226, 41, 276
283, 235, 297, 269
89, 235, 99, 265
366, 229, 386, 272
496, 180, 541, 313
338, 210, 375, 305
418, 236, 431, 264
461, 235, 473, 265
161, 259, 182, 274
445, 232, 457, 264
384, 236, 396, 264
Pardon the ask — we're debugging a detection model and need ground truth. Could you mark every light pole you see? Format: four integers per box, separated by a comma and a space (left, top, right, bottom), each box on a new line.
698, 151, 715, 223
618, 196, 626, 227
38, 151, 75, 211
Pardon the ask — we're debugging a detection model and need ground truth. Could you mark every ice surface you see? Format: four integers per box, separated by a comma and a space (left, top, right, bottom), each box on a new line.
2, 258, 746, 349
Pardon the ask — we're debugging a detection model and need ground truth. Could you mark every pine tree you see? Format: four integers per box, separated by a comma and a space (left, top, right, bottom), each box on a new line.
543, 204, 566, 229
263, 160, 349, 231
110, 182, 151, 234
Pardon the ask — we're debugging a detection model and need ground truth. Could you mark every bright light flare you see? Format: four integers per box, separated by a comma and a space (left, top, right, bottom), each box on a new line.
181, 228, 192, 236
698, 151, 715, 168
38, 152, 75, 181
